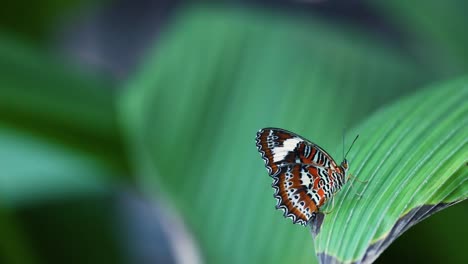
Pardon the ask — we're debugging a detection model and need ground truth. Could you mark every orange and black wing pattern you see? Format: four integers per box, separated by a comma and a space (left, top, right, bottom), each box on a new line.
256, 128, 339, 176
272, 164, 322, 225
256, 128, 345, 226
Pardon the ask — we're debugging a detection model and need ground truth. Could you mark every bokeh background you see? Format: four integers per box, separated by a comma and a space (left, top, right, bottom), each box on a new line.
0, 1, 467, 263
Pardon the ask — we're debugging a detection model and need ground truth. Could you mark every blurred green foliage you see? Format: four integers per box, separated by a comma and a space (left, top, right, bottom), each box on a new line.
0, 37, 129, 174
0, 2, 467, 264
0, 0, 104, 44
370, 0, 468, 76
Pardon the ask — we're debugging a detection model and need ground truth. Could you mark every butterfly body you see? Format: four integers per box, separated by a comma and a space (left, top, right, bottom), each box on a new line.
256, 128, 349, 226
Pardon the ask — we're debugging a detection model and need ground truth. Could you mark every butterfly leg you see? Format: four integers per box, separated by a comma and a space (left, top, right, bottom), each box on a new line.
347, 174, 367, 199
347, 173, 368, 184
323, 195, 335, 214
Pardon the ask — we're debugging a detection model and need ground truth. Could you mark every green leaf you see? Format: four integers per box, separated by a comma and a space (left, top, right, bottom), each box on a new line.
312, 77, 467, 263
0, 34, 136, 264
0, 125, 125, 264
368, 1, 468, 76
120, 6, 438, 263
0, 125, 113, 206
0, 35, 129, 173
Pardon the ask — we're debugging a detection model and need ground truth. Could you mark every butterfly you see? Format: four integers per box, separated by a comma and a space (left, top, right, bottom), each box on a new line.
255, 128, 358, 226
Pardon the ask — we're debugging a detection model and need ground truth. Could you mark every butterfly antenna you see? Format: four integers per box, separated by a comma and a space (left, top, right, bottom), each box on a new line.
344, 134, 359, 159
342, 128, 345, 161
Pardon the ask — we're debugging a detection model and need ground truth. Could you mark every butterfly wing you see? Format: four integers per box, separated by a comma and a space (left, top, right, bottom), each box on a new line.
256, 128, 339, 176
273, 164, 326, 225
256, 128, 342, 225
